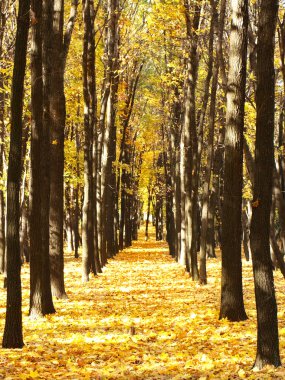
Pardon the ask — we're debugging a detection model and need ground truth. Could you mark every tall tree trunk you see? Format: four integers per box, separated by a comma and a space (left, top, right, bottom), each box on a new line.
199, 0, 218, 284
74, 124, 81, 259
184, 1, 201, 281
30, 0, 56, 318
0, 79, 5, 274
162, 124, 175, 256
219, 0, 248, 322
103, 0, 119, 259
200, 59, 218, 284
0, 0, 7, 275
242, 199, 251, 261
250, 0, 281, 369
2, 0, 30, 348
49, 0, 68, 299
179, 124, 186, 266
82, 0, 96, 282
145, 185, 152, 240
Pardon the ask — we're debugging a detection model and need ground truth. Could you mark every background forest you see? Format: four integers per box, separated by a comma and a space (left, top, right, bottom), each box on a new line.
1, 0, 285, 377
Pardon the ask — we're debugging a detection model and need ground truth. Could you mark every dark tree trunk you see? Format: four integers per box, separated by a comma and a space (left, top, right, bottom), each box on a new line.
145, 186, 152, 241
155, 194, 163, 241
270, 203, 285, 278
199, 2, 218, 283
0, 0, 7, 275
103, 0, 119, 259
242, 200, 251, 261
206, 192, 216, 258
20, 195, 29, 263
180, 99, 186, 267
82, 0, 96, 282
162, 123, 176, 256
219, 0, 248, 322
170, 94, 182, 260
250, 0, 281, 369
0, 80, 5, 274
74, 125, 81, 259
184, 1, 201, 281
211, 0, 227, 253
2, 0, 30, 348
29, 0, 56, 318
49, 0, 68, 299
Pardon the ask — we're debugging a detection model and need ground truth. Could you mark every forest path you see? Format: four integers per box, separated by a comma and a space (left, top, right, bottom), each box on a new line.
1, 232, 285, 379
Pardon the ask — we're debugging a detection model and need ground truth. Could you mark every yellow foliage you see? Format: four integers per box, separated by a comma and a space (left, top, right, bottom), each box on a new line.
1, 229, 285, 378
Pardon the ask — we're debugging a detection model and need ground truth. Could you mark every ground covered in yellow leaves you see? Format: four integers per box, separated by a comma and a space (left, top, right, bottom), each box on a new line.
1, 233, 285, 379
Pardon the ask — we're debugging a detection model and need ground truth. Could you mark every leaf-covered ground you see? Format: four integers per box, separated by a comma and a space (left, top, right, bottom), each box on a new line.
1, 232, 285, 379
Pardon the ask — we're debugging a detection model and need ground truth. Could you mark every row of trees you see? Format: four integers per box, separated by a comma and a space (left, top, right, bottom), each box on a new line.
142, 0, 283, 370
1, 0, 285, 371
1, 0, 146, 348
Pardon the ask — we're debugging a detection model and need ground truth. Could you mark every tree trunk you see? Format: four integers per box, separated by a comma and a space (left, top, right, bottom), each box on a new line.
29, 0, 56, 318
2, 0, 30, 348
242, 199, 251, 261
0, 78, 5, 274
49, 0, 68, 299
82, 0, 96, 282
250, 0, 281, 369
199, 1, 218, 283
145, 186, 152, 240
219, 0, 248, 322
0, 0, 7, 275
184, 1, 201, 281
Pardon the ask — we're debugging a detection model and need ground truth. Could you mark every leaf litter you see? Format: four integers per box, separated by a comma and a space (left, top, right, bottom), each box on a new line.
1, 234, 285, 379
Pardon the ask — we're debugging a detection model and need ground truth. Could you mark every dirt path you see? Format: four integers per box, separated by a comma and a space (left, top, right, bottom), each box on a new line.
1, 235, 285, 379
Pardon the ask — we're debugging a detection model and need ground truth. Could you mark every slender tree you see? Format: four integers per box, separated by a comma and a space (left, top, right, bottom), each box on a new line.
0, 0, 7, 275
199, 0, 217, 285
82, 0, 96, 282
101, 0, 119, 259
183, 0, 201, 280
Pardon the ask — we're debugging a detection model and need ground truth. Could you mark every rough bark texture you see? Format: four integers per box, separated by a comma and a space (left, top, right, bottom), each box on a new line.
0, 79, 5, 273
102, 0, 119, 258
82, 0, 96, 282
250, 0, 281, 369
30, 0, 56, 318
199, 0, 218, 284
184, 1, 201, 280
49, 0, 68, 299
220, 0, 248, 322
0, 1, 6, 274
2, 0, 30, 348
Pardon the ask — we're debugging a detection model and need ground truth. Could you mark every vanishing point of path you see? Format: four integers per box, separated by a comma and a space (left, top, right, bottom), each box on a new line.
1, 232, 285, 379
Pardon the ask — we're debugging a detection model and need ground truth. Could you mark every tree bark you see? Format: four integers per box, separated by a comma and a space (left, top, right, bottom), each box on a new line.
184, 0, 201, 280
0, 1, 6, 274
250, 0, 281, 369
219, 0, 248, 322
49, 0, 68, 299
82, 0, 97, 282
29, 0, 56, 318
2, 0, 30, 348
199, 0, 218, 284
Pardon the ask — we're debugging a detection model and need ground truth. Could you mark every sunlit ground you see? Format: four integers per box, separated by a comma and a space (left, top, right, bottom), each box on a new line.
1, 229, 285, 379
